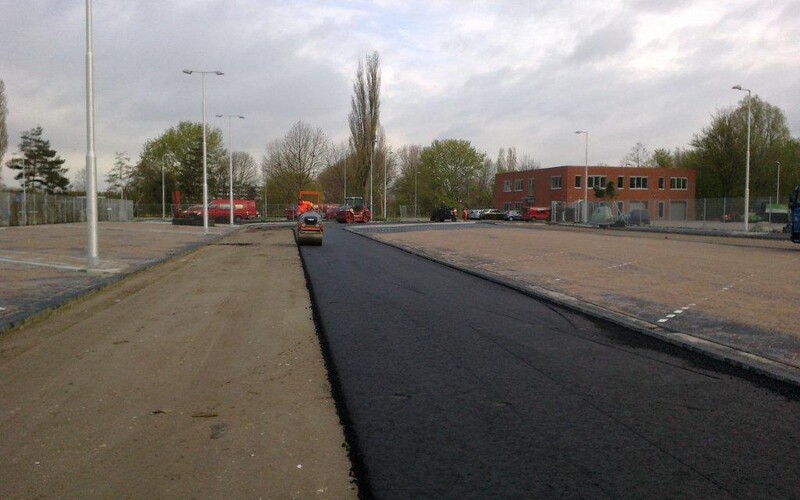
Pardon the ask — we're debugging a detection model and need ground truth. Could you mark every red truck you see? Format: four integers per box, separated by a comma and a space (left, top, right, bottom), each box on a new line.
184, 199, 260, 223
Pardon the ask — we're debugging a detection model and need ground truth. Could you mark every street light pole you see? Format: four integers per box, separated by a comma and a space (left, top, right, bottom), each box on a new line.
414, 170, 418, 220
575, 131, 588, 223
732, 85, 751, 232
384, 151, 391, 221
85, 0, 99, 266
183, 69, 224, 234
216, 113, 245, 226
21, 159, 27, 226
370, 139, 377, 216
161, 155, 166, 220
776, 161, 781, 205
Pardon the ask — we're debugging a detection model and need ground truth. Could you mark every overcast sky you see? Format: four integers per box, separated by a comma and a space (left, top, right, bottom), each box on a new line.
1, 0, 798, 189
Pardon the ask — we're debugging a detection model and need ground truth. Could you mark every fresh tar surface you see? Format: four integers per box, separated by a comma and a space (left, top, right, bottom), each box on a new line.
301, 224, 800, 500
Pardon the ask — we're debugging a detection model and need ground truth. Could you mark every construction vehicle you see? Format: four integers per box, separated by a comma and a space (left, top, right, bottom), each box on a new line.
789, 184, 800, 244
335, 196, 371, 223
296, 210, 324, 246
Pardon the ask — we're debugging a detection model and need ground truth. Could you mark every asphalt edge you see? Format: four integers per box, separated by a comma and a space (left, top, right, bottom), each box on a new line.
0, 227, 236, 337
295, 235, 372, 500
346, 225, 800, 389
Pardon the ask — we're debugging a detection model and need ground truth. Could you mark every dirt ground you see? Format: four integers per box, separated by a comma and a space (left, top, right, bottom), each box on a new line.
0, 227, 356, 499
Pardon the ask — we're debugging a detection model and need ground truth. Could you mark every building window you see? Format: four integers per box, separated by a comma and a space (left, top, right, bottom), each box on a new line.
514, 179, 523, 192
575, 175, 582, 188
617, 176, 624, 190
503, 202, 512, 211
629, 176, 648, 190
658, 201, 665, 218
551, 176, 562, 189
528, 178, 535, 196
670, 177, 688, 190
658, 177, 665, 190
503, 179, 512, 192
588, 175, 607, 189
514, 202, 523, 211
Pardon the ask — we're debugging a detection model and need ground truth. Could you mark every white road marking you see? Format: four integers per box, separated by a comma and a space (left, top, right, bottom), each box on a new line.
0, 257, 85, 271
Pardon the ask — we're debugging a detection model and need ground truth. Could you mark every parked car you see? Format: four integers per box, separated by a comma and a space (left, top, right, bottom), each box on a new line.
626, 209, 650, 226
524, 207, 551, 221
430, 207, 457, 222
480, 209, 503, 220
467, 209, 484, 220
503, 210, 524, 221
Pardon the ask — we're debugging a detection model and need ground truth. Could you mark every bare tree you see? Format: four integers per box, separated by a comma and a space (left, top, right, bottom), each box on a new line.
106, 151, 133, 198
262, 121, 329, 203
519, 153, 541, 170
506, 147, 517, 172
621, 142, 652, 167
495, 147, 507, 173
348, 51, 382, 198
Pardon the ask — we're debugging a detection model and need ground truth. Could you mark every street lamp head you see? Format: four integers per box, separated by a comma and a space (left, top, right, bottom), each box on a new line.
732, 85, 742, 90
237, 115, 245, 119
575, 130, 586, 135
214, 71, 224, 76
182, 69, 193, 75
215, 114, 223, 118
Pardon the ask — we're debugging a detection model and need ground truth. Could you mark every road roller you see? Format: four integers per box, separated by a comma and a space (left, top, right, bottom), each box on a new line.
296, 211, 324, 245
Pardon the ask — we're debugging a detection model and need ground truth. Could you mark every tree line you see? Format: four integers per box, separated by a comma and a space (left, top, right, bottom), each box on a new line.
1, 72, 799, 213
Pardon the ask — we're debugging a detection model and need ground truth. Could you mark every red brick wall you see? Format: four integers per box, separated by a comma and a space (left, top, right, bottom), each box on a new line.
495, 166, 697, 220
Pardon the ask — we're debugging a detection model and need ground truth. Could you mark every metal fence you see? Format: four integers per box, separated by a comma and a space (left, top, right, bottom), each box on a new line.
549, 197, 789, 233
0, 191, 134, 227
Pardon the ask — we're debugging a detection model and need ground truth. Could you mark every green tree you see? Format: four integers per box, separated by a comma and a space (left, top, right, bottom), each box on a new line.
129, 121, 225, 206
348, 51, 382, 199
419, 139, 486, 210
5, 126, 69, 193
691, 96, 793, 198
652, 148, 673, 168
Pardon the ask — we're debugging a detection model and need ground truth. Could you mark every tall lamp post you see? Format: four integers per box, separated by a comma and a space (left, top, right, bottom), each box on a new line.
161, 155, 167, 220
575, 130, 588, 223
414, 170, 418, 220
183, 68, 224, 234
216, 113, 245, 226
776, 161, 781, 205
732, 85, 751, 232
85, 0, 99, 266
370, 139, 377, 215
20, 159, 28, 226
384, 151, 392, 220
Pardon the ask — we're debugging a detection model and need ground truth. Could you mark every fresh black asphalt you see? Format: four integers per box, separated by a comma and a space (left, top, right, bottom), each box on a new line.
300, 224, 800, 499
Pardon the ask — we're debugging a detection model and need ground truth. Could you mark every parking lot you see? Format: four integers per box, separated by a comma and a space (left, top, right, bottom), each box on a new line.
0, 221, 237, 332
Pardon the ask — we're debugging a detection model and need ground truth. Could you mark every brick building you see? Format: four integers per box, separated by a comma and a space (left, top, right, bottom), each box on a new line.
494, 166, 697, 222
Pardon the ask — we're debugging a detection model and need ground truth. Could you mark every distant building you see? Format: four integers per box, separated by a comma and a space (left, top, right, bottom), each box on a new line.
494, 165, 697, 222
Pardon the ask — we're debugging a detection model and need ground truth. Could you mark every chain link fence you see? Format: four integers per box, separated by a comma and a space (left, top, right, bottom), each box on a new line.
549, 197, 789, 233
0, 191, 134, 227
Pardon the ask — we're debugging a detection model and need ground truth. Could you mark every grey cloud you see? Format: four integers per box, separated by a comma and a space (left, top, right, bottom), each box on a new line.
569, 18, 635, 65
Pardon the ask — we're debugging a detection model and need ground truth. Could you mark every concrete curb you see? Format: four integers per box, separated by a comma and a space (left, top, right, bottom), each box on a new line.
346, 225, 800, 389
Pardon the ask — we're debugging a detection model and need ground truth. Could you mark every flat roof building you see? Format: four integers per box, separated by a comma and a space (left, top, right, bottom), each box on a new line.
494, 166, 696, 222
